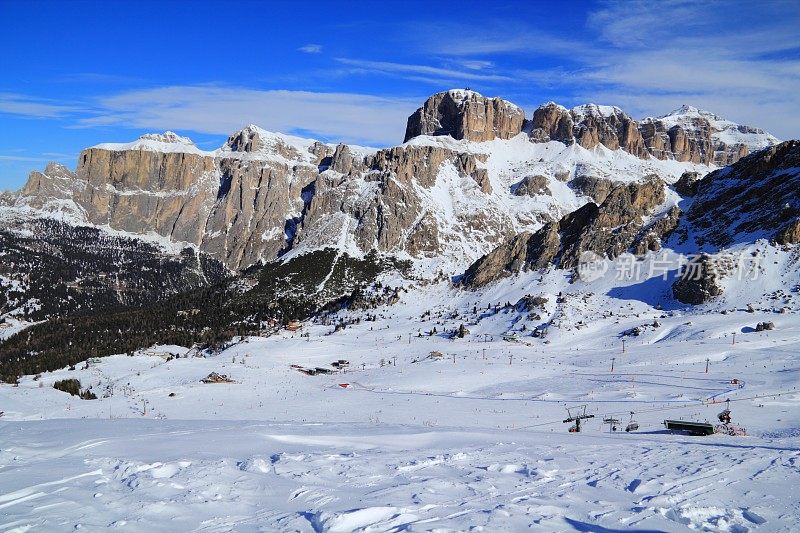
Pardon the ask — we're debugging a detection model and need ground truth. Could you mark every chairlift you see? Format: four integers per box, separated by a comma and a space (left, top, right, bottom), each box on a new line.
564, 405, 594, 433
625, 411, 639, 432
717, 399, 732, 424
603, 416, 621, 432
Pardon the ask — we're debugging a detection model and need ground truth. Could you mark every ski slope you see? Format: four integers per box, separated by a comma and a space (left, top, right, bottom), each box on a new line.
2, 252, 800, 531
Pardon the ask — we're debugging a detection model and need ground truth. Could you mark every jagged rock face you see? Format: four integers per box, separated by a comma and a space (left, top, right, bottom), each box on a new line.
11, 127, 512, 270
20, 163, 81, 209
529, 103, 777, 165
464, 178, 666, 285
639, 117, 713, 164
15, 131, 324, 270
673, 171, 701, 196
404, 90, 525, 143
513, 175, 551, 197
8, 91, 783, 278
633, 205, 682, 254
295, 144, 496, 258
672, 254, 722, 304
685, 140, 800, 248
640, 106, 777, 166
528, 103, 573, 143
572, 105, 648, 157
569, 175, 617, 204
203, 157, 318, 268
528, 104, 647, 157
463, 231, 536, 286
777, 219, 800, 245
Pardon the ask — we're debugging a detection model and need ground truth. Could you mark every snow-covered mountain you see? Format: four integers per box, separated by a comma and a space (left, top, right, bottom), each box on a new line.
1, 90, 799, 531
5, 90, 778, 275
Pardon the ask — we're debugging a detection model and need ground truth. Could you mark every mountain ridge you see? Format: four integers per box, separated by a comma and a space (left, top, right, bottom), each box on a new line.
5, 89, 778, 275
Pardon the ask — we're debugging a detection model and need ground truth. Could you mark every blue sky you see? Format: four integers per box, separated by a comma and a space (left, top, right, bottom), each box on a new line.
1, 0, 799, 190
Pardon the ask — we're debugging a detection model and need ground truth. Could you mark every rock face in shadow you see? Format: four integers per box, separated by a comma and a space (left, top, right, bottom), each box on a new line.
672, 254, 722, 304
685, 140, 800, 248
404, 90, 525, 143
464, 178, 666, 286
673, 171, 701, 196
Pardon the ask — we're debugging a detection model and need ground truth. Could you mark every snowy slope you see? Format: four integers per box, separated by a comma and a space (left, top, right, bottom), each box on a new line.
2, 242, 799, 531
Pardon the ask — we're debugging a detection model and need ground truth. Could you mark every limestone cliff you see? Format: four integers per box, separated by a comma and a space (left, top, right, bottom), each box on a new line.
404, 90, 525, 143
528, 103, 777, 165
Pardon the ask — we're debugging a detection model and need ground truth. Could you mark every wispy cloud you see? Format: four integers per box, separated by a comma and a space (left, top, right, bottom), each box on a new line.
74, 86, 421, 146
0, 154, 52, 162
0, 93, 84, 118
298, 44, 323, 54
459, 60, 494, 71
335, 58, 513, 83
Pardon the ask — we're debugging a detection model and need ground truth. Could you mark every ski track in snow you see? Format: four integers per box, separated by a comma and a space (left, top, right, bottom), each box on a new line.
1, 245, 800, 531
0, 421, 797, 532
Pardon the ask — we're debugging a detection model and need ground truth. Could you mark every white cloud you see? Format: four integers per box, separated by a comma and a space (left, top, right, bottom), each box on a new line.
0, 154, 51, 162
335, 58, 513, 82
0, 93, 84, 118
76, 86, 422, 146
460, 60, 494, 71
298, 44, 323, 54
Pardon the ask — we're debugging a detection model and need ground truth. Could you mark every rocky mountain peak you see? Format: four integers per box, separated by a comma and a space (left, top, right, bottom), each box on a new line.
528, 101, 646, 157
665, 104, 702, 116
42, 161, 74, 176
571, 103, 627, 120
139, 131, 195, 145
404, 89, 525, 143
224, 124, 269, 153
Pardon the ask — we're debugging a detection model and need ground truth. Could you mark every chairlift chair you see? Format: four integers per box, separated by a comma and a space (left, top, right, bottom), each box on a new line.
717, 399, 732, 424
625, 411, 639, 432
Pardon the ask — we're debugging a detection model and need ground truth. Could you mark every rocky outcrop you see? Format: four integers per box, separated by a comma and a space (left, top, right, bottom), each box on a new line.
513, 175, 550, 197
404, 90, 525, 143
528, 102, 777, 165
673, 171, 701, 196
528, 104, 647, 157
527, 103, 573, 143
639, 106, 777, 166
685, 140, 800, 248
776, 219, 800, 245
19, 163, 82, 210
295, 144, 495, 257
569, 175, 617, 204
464, 178, 666, 285
633, 206, 682, 254
572, 105, 648, 157
672, 254, 722, 304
